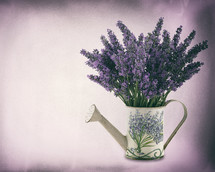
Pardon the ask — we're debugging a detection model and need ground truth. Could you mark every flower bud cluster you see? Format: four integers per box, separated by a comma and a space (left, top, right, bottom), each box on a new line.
81, 18, 208, 106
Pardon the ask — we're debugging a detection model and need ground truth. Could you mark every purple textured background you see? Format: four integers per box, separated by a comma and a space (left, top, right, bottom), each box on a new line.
0, 0, 214, 172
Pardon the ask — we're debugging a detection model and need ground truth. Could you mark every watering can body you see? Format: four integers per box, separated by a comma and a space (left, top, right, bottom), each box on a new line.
86, 100, 187, 160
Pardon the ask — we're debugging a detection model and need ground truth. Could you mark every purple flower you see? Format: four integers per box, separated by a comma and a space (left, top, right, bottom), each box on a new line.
80, 18, 208, 107
129, 110, 163, 146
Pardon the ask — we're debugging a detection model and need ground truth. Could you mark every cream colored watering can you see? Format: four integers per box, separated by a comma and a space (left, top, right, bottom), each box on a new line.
86, 100, 187, 160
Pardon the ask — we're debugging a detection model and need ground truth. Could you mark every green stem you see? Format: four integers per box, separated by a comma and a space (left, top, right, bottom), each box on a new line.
148, 96, 156, 107
161, 90, 171, 105
134, 81, 139, 107
118, 93, 128, 106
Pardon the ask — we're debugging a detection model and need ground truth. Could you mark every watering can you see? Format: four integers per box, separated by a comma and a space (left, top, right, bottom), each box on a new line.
85, 100, 187, 160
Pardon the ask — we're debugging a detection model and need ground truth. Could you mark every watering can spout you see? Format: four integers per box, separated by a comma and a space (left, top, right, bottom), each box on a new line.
86, 104, 127, 151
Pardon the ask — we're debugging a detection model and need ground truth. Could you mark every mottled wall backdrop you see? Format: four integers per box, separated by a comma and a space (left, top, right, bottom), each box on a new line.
0, 0, 214, 172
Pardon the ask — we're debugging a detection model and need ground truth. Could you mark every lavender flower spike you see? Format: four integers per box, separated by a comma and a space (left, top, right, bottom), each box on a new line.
80, 18, 208, 107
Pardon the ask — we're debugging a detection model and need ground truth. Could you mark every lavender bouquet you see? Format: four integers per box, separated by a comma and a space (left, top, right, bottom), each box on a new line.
81, 18, 208, 107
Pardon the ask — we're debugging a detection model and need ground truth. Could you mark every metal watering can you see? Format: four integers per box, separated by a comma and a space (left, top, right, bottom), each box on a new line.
86, 100, 187, 160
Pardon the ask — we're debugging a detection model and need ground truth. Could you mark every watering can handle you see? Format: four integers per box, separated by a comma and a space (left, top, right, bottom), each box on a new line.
164, 99, 188, 150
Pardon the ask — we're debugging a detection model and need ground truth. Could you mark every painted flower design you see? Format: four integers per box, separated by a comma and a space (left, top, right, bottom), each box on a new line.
128, 110, 163, 153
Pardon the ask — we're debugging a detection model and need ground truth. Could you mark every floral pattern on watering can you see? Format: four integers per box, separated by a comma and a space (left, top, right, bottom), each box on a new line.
126, 107, 165, 160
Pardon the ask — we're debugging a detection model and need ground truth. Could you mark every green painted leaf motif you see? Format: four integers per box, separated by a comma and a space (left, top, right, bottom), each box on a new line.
141, 140, 154, 147
126, 148, 164, 160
